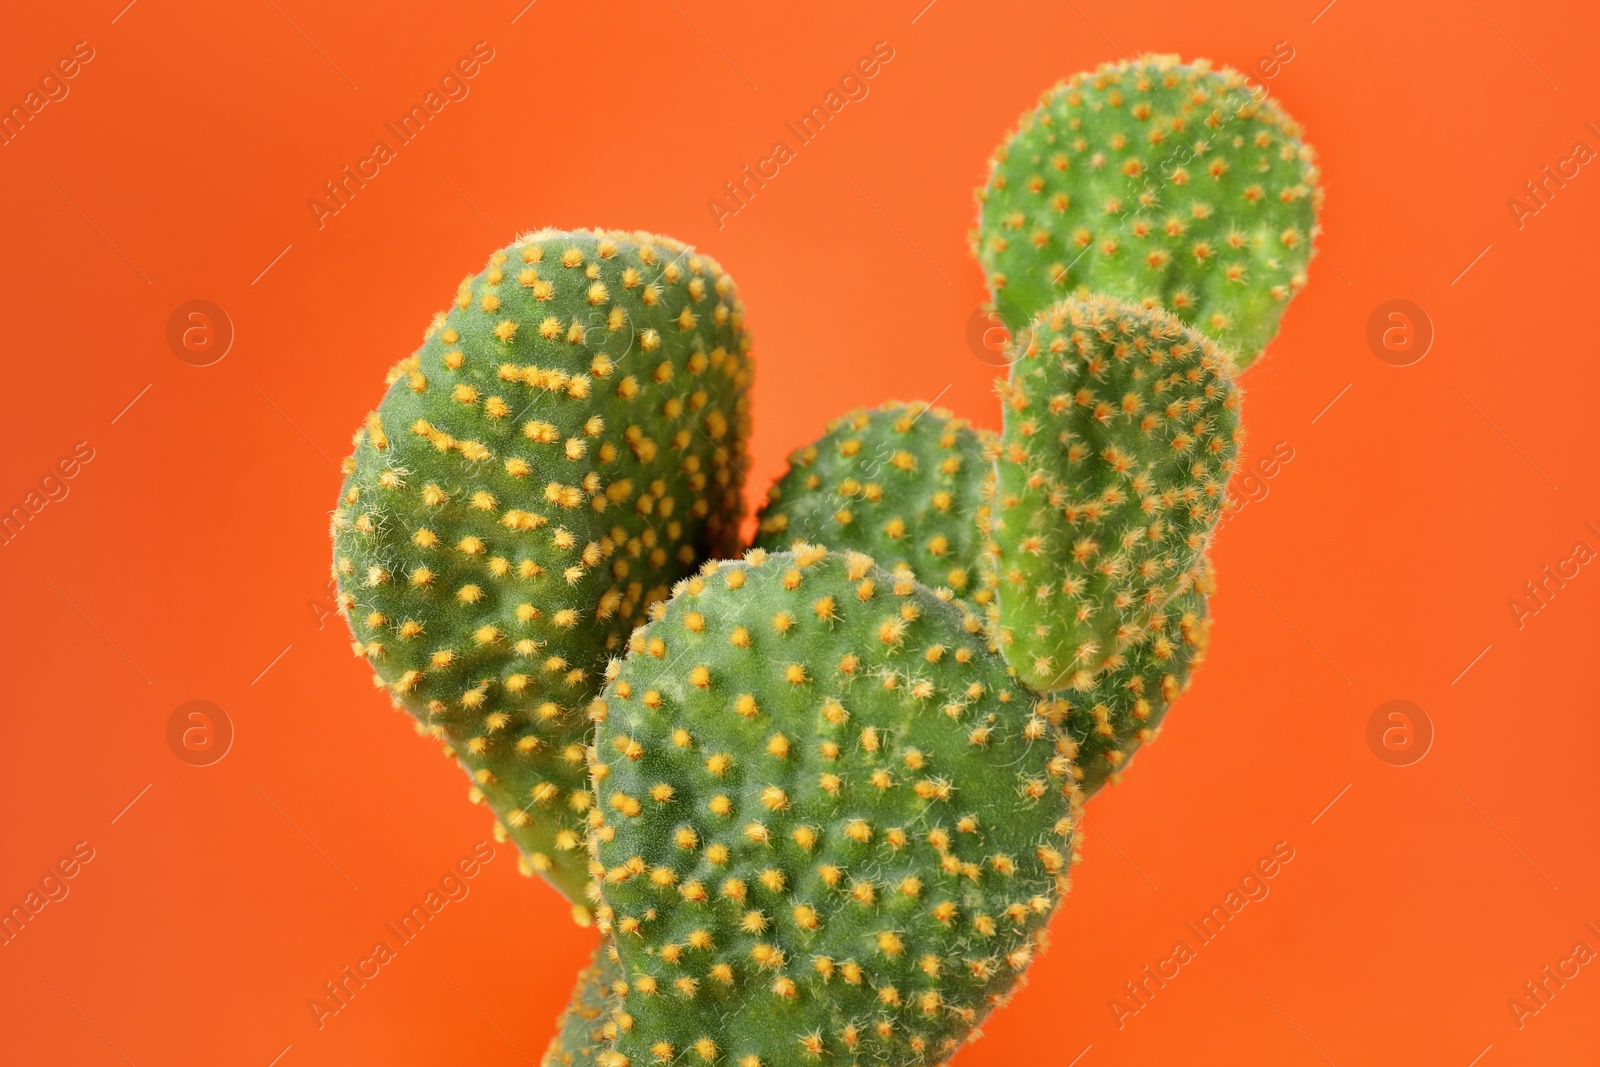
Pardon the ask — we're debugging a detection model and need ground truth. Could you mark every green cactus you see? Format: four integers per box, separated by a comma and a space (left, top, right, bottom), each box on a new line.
753, 403, 994, 605
330, 228, 752, 908
326, 48, 1311, 1067
753, 402, 1212, 795
983, 294, 1240, 693
975, 53, 1321, 368
587, 546, 1077, 1067
541, 946, 622, 1067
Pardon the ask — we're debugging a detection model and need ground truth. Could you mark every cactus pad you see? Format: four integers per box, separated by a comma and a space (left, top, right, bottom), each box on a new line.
541, 946, 622, 1067
975, 54, 1321, 367
753, 403, 994, 603
331, 228, 752, 903
984, 295, 1240, 693
588, 547, 1077, 1067
1049, 561, 1212, 795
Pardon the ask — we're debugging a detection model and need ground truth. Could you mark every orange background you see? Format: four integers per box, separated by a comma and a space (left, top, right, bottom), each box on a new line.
3, 1, 1598, 1064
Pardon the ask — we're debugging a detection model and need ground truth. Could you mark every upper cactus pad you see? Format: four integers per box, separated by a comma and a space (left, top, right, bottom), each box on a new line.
589, 547, 1077, 1067
754, 403, 994, 604
331, 228, 752, 903
984, 295, 1240, 692
975, 54, 1321, 367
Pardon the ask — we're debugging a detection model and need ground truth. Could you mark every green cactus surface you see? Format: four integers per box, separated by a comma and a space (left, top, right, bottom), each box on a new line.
588, 546, 1078, 1067
984, 294, 1240, 693
541, 945, 622, 1067
330, 228, 752, 907
1048, 560, 1212, 795
975, 53, 1321, 368
753, 403, 994, 604
755, 400, 1215, 796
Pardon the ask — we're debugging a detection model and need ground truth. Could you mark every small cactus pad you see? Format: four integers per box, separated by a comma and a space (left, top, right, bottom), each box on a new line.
589, 547, 1077, 1067
331, 228, 753, 903
753, 403, 995, 603
975, 54, 1321, 368
984, 295, 1240, 693
541, 945, 622, 1067
1049, 561, 1212, 796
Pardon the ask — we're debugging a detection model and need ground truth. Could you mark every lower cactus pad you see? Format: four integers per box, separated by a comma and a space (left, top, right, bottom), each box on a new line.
589, 546, 1077, 1067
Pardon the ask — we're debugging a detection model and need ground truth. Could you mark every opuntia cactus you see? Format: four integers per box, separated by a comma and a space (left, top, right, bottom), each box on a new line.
754, 403, 994, 604
331, 228, 752, 906
586, 546, 1077, 1067
984, 293, 1240, 692
975, 53, 1321, 367
329, 49, 1315, 1067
